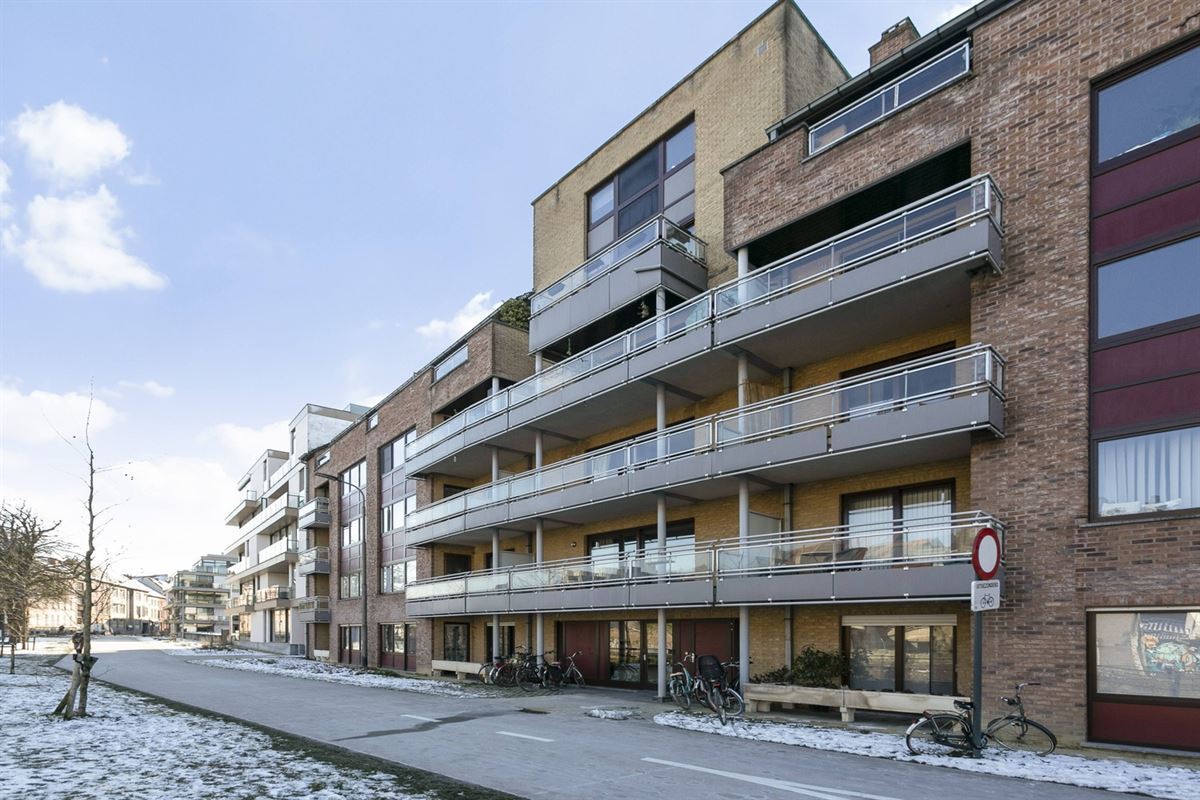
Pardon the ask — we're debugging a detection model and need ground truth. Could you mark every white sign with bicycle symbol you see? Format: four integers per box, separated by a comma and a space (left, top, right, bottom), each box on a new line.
971, 579, 1001, 612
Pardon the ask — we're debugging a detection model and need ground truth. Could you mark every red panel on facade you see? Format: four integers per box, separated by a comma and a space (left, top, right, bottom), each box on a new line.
1092, 372, 1200, 434
1092, 182, 1200, 263
1092, 136, 1200, 217
1093, 328, 1200, 388
1090, 700, 1200, 751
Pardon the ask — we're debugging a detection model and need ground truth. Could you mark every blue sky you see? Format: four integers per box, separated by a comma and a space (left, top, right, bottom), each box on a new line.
0, 0, 974, 573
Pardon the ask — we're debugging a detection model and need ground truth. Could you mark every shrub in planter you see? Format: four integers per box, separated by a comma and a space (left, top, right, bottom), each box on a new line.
750, 646, 864, 688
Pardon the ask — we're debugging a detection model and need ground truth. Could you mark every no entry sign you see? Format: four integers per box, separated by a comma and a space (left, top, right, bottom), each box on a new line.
971, 526, 1001, 580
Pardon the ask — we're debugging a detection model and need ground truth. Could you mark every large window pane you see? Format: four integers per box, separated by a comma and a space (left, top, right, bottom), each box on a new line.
1097, 237, 1200, 338
664, 162, 694, 206
589, 181, 614, 224
1097, 426, 1200, 516
617, 189, 658, 236
1097, 45, 1200, 163
665, 122, 695, 171
1094, 611, 1200, 699
902, 626, 955, 695
847, 625, 895, 691
618, 149, 658, 203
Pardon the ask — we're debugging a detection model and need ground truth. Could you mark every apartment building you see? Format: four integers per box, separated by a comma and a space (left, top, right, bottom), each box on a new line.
168, 555, 235, 640
301, 301, 534, 666
223, 403, 364, 655
106, 577, 166, 635
717, 0, 1200, 751
396, 0, 1198, 752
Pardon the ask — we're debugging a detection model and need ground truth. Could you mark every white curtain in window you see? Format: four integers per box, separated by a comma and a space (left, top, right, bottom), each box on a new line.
1099, 427, 1200, 516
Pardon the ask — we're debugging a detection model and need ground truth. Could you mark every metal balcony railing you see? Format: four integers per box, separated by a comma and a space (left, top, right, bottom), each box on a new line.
255, 586, 292, 602
407, 512, 1001, 603
531, 215, 706, 314
258, 535, 299, 564
227, 557, 253, 576
405, 344, 1003, 531
299, 546, 330, 566
404, 176, 1001, 467
714, 174, 1002, 318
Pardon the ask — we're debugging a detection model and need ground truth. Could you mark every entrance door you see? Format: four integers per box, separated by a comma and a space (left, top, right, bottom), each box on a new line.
675, 619, 737, 664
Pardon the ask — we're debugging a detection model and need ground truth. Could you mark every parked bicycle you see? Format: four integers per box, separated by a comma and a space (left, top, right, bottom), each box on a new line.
906, 682, 1057, 757
560, 650, 586, 688
696, 654, 744, 724
668, 652, 699, 710
517, 650, 563, 692
478, 647, 525, 686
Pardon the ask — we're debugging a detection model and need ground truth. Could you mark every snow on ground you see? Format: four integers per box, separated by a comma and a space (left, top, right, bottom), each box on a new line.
0, 668, 433, 800
655, 711, 1200, 800
164, 645, 261, 656
586, 707, 639, 720
196, 657, 496, 697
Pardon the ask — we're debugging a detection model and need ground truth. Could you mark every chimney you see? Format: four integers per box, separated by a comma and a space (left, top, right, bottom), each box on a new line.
869, 18, 920, 67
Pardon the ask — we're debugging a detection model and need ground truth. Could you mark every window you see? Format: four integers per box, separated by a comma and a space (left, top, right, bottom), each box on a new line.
271, 609, 289, 643
317, 451, 330, 467
843, 483, 954, 562
443, 552, 472, 575
367, 413, 379, 430
1096, 44, 1200, 164
841, 344, 957, 414
1096, 426, 1200, 517
1092, 610, 1200, 699
433, 345, 468, 382
843, 619, 956, 695
587, 120, 695, 255
444, 622, 469, 662
1096, 236, 1200, 339
380, 558, 417, 594
340, 517, 362, 547
339, 571, 362, 599
339, 625, 362, 663
810, 41, 970, 154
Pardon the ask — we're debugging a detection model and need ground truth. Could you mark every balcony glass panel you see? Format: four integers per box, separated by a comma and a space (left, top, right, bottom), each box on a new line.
810, 41, 970, 154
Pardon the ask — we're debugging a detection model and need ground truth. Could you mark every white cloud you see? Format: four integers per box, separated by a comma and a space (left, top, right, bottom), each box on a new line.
2, 185, 165, 292
0, 159, 12, 220
416, 290, 499, 340
118, 379, 175, 398
0, 385, 119, 445
11, 101, 130, 183
204, 419, 290, 474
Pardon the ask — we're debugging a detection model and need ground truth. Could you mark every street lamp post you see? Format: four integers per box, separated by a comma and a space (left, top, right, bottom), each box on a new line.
317, 472, 368, 668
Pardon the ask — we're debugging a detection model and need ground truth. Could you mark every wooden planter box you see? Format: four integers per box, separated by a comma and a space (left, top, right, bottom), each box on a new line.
744, 683, 966, 722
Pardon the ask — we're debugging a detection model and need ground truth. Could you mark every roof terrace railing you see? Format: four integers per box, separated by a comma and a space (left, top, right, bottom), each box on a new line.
714, 174, 1002, 318
404, 175, 1001, 466
405, 344, 1003, 531
530, 215, 706, 315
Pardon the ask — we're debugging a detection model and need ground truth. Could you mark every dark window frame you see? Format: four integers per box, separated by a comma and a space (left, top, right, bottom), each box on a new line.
585, 518, 696, 556
1090, 421, 1200, 522
1090, 33, 1200, 175
841, 622, 958, 695
586, 118, 696, 256
1090, 232, 1200, 350
443, 622, 470, 662
1086, 610, 1200, 711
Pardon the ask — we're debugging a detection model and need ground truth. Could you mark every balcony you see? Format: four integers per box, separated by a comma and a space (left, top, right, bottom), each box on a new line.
254, 585, 292, 610
227, 557, 252, 576
224, 490, 259, 526
405, 345, 1004, 545
297, 546, 331, 576
404, 176, 1003, 480
295, 596, 331, 624
712, 174, 1002, 365
298, 497, 330, 529
225, 593, 254, 612
405, 512, 1002, 616
528, 215, 708, 353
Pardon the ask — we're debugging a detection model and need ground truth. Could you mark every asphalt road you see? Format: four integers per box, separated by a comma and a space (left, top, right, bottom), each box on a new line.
68, 639, 1125, 800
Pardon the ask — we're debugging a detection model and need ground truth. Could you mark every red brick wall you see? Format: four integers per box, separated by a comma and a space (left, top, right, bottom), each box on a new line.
722, 0, 1200, 744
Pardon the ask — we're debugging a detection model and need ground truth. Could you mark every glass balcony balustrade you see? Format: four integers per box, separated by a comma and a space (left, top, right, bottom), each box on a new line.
405, 344, 1003, 533
404, 176, 1002, 468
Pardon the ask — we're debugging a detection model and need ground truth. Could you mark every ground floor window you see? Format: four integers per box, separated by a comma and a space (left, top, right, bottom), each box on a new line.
380, 622, 416, 670
339, 625, 361, 664
444, 622, 469, 662
270, 609, 289, 643
1088, 609, 1200, 751
841, 616, 956, 695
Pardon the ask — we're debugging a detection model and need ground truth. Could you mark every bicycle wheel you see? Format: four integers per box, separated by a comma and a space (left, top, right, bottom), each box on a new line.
906, 715, 972, 756
986, 717, 1057, 756
669, 677, 691, 710
495, 662, 516, 687
478, 664, 491, 684
722, 688, 744, 719
545, 665, 564, 691
709, 685, 728, 725
570, 667, 586, 688
517, 667, 539, 692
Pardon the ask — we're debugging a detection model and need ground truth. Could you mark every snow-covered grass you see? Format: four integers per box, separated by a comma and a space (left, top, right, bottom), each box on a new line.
0, 666, 444, 800
164, 645, 261, 656
655, 711, 1200, 800
586, 707, 639, 720
195, 657, 497, 697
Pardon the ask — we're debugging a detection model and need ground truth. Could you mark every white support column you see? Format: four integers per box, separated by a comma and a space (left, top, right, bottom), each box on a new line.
534, 430, 544, 471
534, 351, 543, 372
738, 343, 751, 684
491, 447, 500, 482
535, 518, 544, 658
492, 529, 501, 660
491, 376, 500, 395
657, 493, 668, 700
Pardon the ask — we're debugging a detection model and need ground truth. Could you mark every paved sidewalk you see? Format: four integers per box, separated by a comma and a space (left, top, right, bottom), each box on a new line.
73, 640, 1125, 800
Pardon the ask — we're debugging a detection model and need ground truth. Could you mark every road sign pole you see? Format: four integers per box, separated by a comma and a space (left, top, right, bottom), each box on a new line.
972, 609, 983, 753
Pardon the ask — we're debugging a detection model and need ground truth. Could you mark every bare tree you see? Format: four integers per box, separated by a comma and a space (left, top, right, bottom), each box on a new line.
0, 503, 74, 674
